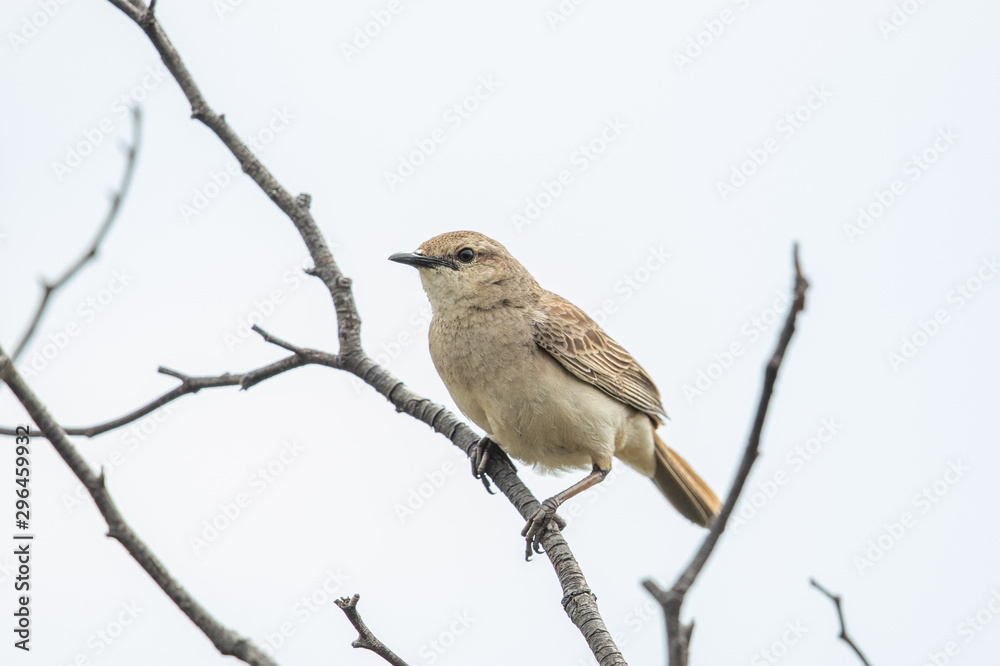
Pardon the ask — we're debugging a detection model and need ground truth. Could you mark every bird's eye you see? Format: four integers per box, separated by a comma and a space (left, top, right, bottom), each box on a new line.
456, 248, 475, 263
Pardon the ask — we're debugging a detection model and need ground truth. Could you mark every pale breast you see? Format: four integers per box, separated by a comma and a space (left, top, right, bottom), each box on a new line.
429, 307, 627, 473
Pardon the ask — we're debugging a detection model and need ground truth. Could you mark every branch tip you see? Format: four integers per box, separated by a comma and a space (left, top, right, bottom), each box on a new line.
335, 594, 410, 666
10, 106, 142, 361
646, 244, 810, 666
810, 579, 872, 666
252, 325, 302, 353
158, 366, 189, 381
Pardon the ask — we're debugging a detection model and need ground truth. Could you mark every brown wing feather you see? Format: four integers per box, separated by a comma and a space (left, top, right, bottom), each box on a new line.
532, 291, 668, 423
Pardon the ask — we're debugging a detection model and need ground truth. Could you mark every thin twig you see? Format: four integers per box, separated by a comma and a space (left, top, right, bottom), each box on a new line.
0, 346, 278, 666
0, 326, 337, 438
643, 245, 809, 666
11, 107, 142, 362
810, 579, 873, 666
335, 595, 411, 666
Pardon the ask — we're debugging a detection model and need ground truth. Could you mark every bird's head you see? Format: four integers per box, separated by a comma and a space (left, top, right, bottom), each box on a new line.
389, 231, 538, 310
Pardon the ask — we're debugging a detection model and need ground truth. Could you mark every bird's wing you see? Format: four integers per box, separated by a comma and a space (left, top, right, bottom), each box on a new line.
532, 291, 668, 422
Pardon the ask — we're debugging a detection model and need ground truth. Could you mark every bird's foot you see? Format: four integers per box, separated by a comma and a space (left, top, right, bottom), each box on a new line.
470, 436, 498, 494
521, 497, 566, 560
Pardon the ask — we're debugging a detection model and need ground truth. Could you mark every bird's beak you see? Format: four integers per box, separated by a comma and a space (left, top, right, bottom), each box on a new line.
388, 251, 458, 270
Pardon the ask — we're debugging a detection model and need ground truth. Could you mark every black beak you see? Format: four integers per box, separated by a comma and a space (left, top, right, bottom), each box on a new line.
388, 252, 458, 271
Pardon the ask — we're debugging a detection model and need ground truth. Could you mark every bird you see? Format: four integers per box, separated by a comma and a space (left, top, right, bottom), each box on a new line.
389, 231, 721, 558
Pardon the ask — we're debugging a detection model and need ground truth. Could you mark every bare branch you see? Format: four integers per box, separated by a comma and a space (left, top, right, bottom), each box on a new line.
335, 595, 411, 666
0, 346, 279, 666
106, 0, 360, 355
810, 579, 873, 666
644, 244, 810, 666
251, 324, 306, 354
0, 327, 337, 438
3, 335, 624, 662
11, 107, 142, 362
98, 3, 628, 664
343, 352, 626, 664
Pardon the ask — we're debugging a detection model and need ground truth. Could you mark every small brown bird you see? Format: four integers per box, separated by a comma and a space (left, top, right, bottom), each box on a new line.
390, 231, 720, 558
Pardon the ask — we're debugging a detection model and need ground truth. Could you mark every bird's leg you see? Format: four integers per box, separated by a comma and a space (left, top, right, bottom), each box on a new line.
522, 464, 609, 560
470, 436, 499, 494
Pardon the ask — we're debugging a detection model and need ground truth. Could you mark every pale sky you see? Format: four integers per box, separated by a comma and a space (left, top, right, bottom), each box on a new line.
2, 1, 999, 665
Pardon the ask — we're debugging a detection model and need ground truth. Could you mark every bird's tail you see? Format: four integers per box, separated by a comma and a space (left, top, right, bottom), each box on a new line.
651, 432, 721, 527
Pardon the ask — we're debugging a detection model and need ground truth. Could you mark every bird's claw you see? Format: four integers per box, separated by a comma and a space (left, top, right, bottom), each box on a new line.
470, 437, 496, 494
521, 498, 565, 560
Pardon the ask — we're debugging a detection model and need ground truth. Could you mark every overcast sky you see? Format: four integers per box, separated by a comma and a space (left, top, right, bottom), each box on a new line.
2, 1, 999, 665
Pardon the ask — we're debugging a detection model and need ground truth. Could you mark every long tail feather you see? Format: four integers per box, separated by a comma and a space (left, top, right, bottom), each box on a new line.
651, 432, 721, 527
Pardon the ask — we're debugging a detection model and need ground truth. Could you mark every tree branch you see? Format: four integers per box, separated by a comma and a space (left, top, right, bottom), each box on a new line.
107, 0, 361, 356
810, 579, 873, 666
0, 345, 279, 666
338, 352, 626, 664
49, 3, 630, 663
11, 106, 142, 362
2, 335, 623, 662
0, 326, 339, 438
335, 595, 411, 666
644, 245, 809, 666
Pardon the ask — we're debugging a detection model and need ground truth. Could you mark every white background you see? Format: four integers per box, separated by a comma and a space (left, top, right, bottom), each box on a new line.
2, 1, 999, 665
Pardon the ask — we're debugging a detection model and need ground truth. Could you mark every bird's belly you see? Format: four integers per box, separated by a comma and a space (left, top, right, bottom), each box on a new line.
479, 353, 628, 473
430, 314, 630, 473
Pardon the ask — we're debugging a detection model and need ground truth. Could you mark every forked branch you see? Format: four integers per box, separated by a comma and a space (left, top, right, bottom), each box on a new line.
335, 595, 411, 666
0, 346, 279, 666
810, 579, 873, 666
644, 245, 809, 666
